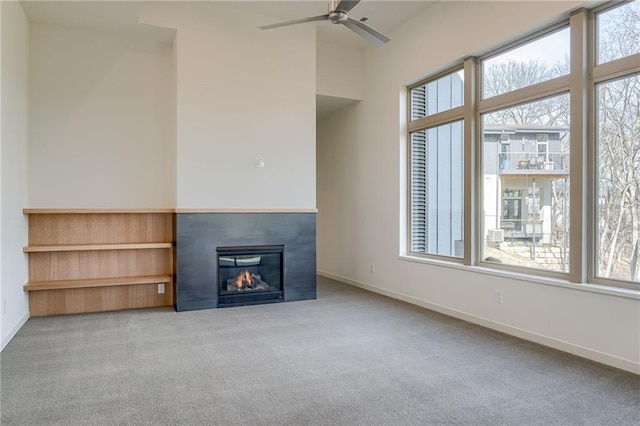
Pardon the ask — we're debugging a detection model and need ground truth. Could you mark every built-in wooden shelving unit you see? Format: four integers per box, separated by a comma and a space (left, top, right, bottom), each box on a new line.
23, 209, 174, 316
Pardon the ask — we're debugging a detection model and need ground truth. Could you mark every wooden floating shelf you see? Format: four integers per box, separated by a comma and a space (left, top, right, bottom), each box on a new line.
23, 208, 318, 214
24, 275, 173, 291
23, 242, 173, 253
23, 208, 175, 214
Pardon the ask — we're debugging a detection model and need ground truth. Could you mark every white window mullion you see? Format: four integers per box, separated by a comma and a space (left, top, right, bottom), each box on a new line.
464, 57, 477, 266
569, 9, 588, 283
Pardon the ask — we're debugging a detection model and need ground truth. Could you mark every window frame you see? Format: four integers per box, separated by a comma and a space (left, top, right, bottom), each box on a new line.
479, 22, 571, 101
477, 21, 573, 280
588, 1, 640, 290
407, 65, 466, 262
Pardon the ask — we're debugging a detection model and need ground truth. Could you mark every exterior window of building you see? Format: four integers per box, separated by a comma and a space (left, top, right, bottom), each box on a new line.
502, 189, 523, 232
537, 138, 548, 162
409, 68, 464, 258
500, 142, 510, 170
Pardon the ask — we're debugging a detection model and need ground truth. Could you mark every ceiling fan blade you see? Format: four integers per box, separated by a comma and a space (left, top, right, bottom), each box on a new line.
259, 14, 329, 30
343, 17, 391, 46
335, 0, 361, 13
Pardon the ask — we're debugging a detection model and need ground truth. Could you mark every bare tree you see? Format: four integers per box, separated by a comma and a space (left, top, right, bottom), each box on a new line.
595, 1, 640, 281
483, 59, 569, 128
597, 74, 640, 280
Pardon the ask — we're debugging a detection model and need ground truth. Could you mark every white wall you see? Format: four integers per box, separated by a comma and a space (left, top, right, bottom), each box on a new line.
317, 103, 362, 272
317, 0, 640, 373
141, 2, 316, 209
1, 0, 30, 349
29, 23, 175, 208
316, 41, 363, 100
1, 0, 3, 343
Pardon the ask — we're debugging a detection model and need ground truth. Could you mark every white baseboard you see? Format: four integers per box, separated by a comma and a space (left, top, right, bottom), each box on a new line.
1, 312, 29, 352
318, 270, 640, 375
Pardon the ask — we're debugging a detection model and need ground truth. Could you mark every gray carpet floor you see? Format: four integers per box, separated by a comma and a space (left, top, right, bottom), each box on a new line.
1, 276, 639, 425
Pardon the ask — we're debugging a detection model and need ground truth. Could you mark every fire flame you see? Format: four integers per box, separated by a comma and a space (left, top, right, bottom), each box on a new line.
234, 270, 253, 289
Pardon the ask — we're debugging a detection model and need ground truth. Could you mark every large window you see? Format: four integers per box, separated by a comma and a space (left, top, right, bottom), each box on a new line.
594, 1, 640, 285
405, 0, 640, 290
479, 23, 571, 274
409, 69, 464, 258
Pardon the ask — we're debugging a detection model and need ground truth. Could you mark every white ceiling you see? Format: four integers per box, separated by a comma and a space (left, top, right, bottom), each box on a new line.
21, 0, 177, 41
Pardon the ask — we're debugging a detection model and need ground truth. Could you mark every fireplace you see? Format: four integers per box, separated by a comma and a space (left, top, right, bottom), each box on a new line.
175, 212, 315, 311
216, 245, 284, 307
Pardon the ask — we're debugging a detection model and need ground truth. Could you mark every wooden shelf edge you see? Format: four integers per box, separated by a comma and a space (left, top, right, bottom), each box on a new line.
23, 242, 173, 252
23, 208, 175, 214
23, 208, 318, 214
24, 275, 173, 291
175, 208, 318, 213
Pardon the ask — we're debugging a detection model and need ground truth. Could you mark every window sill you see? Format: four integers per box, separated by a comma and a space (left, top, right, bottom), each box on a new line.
398, 254, 640, 300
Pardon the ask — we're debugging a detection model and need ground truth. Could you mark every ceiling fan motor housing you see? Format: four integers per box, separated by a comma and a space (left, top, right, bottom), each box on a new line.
328, 11, 348, 24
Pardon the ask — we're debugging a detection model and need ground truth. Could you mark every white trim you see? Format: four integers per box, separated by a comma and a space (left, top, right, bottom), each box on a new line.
408, 105, 465, 133
478, 75, 571, 113
592, 53, 640, 83
1, 312, 29, 352
569, 9, 588, 283
463, 57, 477, 266
318, 270, 640, 375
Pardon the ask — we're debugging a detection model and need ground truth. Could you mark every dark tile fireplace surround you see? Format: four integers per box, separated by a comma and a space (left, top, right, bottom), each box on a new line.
175, 212, 316, 311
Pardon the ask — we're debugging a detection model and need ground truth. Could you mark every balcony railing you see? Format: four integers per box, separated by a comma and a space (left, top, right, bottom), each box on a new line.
499, 151, 568, 172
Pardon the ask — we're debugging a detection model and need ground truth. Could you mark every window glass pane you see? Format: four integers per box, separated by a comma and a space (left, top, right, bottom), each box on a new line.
596, 1, 640, 65
596, 74, 640, 282
411, 70, 464, 120
410, 121, 464, 257
482, 28, 570, 99
481, 95, 570, 272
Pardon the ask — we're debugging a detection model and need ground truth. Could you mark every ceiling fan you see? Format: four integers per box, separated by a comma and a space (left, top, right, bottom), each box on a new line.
259, 0, 391, 46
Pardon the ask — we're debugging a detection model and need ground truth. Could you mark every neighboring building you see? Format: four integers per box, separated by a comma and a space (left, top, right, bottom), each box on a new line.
483, 126, 570, 246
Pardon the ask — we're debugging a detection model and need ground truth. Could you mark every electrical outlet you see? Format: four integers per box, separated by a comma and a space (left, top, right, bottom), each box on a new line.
3, 300, 6, 315
370, 263, 375, 273
495, 289, 503, 304
158, 283, 165, 294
